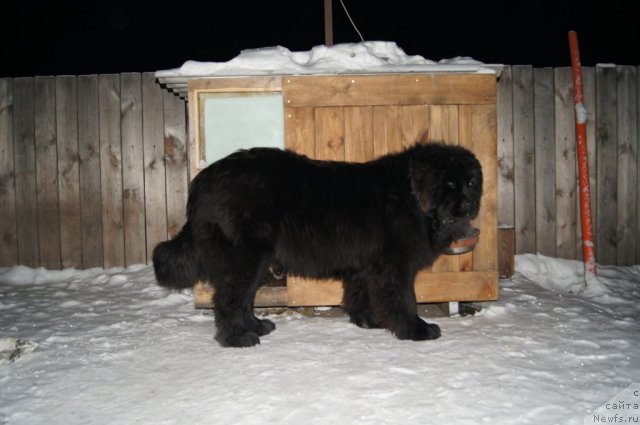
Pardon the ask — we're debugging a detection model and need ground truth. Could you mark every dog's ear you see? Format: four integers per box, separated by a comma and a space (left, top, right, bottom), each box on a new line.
409, 159, 437, 213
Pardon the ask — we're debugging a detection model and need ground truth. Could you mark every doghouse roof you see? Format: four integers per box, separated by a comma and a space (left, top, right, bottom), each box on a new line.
155, 41, 502, 98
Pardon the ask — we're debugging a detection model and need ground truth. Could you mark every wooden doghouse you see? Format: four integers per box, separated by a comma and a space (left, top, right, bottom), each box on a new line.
181, 72, 498, 308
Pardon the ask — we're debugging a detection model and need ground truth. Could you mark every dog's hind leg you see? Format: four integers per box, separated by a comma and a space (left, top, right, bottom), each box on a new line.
197, 229, 275, 347
367, 265, 441, 341
212, 250, 277, 347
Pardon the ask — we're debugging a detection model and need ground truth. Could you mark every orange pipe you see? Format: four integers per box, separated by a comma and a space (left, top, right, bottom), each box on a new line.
568, 31, 597, 276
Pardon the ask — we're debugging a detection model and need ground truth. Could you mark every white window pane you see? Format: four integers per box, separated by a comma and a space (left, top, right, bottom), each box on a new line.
202, 92, 284, 166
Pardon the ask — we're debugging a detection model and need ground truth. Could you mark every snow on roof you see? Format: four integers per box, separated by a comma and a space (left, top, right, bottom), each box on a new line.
155, 41, 502, 98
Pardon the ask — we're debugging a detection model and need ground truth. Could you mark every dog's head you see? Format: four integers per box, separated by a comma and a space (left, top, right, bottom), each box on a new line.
410, 143, 483, 224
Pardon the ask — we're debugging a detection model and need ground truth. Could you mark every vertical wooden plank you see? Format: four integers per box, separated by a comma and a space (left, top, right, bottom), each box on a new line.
56, 76, 82, 269
314, 107, 345, 161
282, 105, 321, 309
497, 66, 515, 228
77, 75, 103, 268
616, 66, 637, 265
13, 77, 39, 267
637, 66, 640, 265
344, 106, 373, 162
121, 73, 147, 265
428, 105, 459, 145
99, 74, 124, 268
554, 68, 577, 260
430, 104, 460, 273
34, 76, 61, 269
470, 104, 498, 272
512, 65, 536, 254
187, 86, 199, 181
595, 65, 618, 265
0, 79, 18, 266
403, 105, 437, 265
372, 105, 402, 157
400, 105, 430, 148
163, 91, 189, 238
533, 68, 556, 257
142, 72, 167, 263
284, 107, 315, 158
581, 67, 597, 261
457, 105, 475, 272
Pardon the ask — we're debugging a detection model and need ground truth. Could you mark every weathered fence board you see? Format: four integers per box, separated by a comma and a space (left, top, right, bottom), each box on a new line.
13, 77, 39, 267
34, 76, 61, 270
77, 75, 104, 268
496, 66, 514, 227
615, 66, 638, 266
163, 89, 188, 239
595, 66, 618, 265
1, 66, 639, 270
512, 66, 536, 254
56, 76, 82, 269
554, 67, 577, 259
142, 72, 168, 264
533, 68, 556, 257
637, 70, 640, 266
0, 78, 18, 266
99, 74, 125, 268
121, 73, 147, 266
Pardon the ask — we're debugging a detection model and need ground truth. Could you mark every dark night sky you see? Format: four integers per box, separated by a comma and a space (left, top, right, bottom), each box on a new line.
1, 0, 639, 78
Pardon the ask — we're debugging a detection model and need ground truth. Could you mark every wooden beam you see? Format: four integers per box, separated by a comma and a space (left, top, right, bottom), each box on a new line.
282, 74, 496, 108
195, 282, 287, 309
287, 276, 343, 306
193, 270, 499, 309
324, 0, 333, 46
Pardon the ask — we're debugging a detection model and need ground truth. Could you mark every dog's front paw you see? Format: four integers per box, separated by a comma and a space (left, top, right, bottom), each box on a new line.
411, 321, 441, 340
254, 318, 276, 336
395, 317, 441, 341
217, 332, 261, 348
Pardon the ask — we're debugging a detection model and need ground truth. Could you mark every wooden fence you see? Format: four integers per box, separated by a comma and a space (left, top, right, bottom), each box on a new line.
0, 73, 188, 269
498, 65, 639, 266
0, 65, 638, 269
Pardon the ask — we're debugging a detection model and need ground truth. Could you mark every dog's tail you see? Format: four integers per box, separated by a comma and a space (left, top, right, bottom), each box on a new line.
152, 223, 203, 289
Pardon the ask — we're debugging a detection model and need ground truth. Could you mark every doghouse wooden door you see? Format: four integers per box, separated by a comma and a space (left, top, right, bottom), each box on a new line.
281, 74, 498, 306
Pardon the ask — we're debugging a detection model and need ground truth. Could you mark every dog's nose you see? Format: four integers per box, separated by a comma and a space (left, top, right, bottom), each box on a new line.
458, 201, 472, 214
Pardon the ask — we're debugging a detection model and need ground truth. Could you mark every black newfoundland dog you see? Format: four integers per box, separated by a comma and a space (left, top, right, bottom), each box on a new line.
153, 142, 483, 347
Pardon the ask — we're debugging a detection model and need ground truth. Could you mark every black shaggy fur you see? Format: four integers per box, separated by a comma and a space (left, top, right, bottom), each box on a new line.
153, 142, 483, 347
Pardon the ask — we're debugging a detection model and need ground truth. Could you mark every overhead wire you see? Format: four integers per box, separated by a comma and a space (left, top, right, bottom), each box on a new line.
338, 0, 364, 42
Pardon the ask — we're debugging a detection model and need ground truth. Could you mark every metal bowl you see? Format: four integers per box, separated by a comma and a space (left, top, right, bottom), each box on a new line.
444, 227, 480, 255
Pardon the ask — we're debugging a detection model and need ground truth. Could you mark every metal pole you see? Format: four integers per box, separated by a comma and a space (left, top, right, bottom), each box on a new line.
568, 30, 597, 279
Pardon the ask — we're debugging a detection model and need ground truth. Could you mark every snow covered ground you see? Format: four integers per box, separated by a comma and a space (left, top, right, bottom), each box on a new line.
1, 254, 638, 425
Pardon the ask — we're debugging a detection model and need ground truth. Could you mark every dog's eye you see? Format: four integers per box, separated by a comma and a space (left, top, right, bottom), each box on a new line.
467, 180, 474, 187
446, 181, 456, 189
